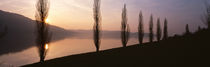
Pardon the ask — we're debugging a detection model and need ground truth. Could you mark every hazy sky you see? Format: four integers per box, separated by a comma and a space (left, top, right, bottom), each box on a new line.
0, 0, 206, 35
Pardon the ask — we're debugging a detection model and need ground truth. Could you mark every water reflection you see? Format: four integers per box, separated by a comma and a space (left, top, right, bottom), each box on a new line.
0, 37, 147, 66
0, 30, 150, 66
45, 44, 49, 50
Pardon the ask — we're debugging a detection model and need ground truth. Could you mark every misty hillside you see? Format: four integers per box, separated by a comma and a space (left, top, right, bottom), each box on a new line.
0, 10, 72, 55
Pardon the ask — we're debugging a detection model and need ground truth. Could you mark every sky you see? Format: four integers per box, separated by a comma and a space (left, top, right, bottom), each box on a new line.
0, 0, 206, 35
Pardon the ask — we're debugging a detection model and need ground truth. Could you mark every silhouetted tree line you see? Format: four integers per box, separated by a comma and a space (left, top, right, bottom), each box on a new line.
31, 0, 210, 63
32, 0, 172, 62
148, 15, 168, 42
91, 1, 172, 52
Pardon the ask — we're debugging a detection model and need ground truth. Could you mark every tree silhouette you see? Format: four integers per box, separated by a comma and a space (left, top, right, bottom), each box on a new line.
149, 15, 154, 42
185, 24, 191, 35
163, 18, 168, 40
121, 4, 130, 47
202, 1, 210, 29
138, 11, 144, 45
156, 18, 162, 41
35, 0, 51, 62
93, 0, 101, 52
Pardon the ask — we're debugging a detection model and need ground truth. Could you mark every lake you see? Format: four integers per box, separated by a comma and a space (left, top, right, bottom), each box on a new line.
0, 37, 150, 66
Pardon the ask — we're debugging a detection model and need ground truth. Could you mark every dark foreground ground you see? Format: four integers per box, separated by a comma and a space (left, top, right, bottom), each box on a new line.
23, 30, 210, 67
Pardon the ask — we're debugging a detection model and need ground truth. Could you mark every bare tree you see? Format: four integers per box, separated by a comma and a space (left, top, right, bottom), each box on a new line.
121, 4, 130, 47
138, 11, 144, 45
149, 15, 154, 42
35, 0, 51, 62
202, 1, 210, 29
156, 18, 162, 41
163, 18, 168, 40
93, 0, 101, 52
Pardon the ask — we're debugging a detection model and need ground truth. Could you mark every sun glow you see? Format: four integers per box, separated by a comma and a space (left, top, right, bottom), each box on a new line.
45, 44, 49, 50
45, 19, 50, 23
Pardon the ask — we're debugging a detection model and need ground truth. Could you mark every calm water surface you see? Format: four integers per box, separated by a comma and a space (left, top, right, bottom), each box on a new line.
0, 37, 149, 66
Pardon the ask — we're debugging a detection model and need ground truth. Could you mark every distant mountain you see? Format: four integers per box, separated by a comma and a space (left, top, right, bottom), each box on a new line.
0, 10, 72, 55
